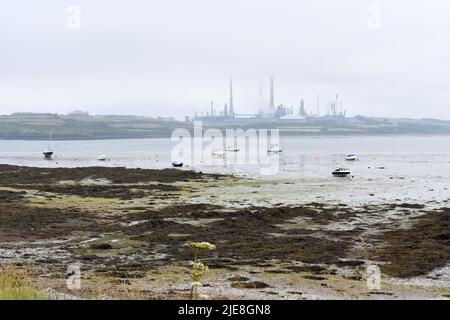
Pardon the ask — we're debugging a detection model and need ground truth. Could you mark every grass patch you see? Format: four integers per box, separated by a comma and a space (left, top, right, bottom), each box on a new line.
0, 265, 47, 300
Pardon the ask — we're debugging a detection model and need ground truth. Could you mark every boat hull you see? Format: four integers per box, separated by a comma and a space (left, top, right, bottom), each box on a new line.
332, 172, 350, 177
172, 162, 183, 167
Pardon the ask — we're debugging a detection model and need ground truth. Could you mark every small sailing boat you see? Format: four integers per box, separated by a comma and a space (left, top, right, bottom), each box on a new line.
43, 149, 53, 159
43, 131, 54, 159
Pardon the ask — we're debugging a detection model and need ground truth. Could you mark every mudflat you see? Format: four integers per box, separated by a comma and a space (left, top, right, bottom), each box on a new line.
0, 165, 448, 299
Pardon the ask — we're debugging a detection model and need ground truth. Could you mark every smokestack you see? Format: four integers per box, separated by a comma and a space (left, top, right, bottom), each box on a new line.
270, 76, 275, 110
229, 78, 234, 117
316, 94, 320, 116
300, 99, 305, 116
335, 94, 339, 116
258, 82, 263, 115
210, 101, 214, 118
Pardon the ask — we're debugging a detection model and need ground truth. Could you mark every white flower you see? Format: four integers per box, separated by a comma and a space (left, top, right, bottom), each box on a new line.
191, 281, 202, 287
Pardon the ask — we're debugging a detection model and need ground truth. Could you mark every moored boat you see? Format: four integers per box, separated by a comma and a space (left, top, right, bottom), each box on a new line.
172, 161, 183, 167
97, 155, 107, 161
267, 145, 283, 153
43, 150, 53, 159
43, 131, 53, 159
332, 168, 351, 177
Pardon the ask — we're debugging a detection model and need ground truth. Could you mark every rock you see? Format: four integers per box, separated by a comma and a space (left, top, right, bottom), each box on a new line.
45, 288, 82, 300
369, 291, 393, 296
287, 265, 327, 274
227, 276, 250, 282
287, 291, 303, 295
334, 259, 365, 267
89, 243, 113, 250
303, 275, 327, 281
231, 281, 271, 289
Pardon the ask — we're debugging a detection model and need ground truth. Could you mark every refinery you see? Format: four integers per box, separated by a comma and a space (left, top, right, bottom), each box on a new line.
189, 76, 347, 125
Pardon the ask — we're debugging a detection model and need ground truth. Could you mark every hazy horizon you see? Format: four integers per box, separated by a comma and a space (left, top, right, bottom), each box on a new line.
2, 110, 450, 122
1, 1, 450, 120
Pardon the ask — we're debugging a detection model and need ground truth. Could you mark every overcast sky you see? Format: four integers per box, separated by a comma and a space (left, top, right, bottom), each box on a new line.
1, 0, 450, 119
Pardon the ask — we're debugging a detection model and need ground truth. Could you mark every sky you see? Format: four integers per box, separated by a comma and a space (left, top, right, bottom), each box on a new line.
0, 0, 450, 119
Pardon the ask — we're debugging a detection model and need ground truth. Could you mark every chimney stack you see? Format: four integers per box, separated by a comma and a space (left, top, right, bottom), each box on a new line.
229, 78, 234, 118
270, 76, 275, 111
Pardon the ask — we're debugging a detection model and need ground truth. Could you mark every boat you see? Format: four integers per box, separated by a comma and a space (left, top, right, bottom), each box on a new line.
97, 155, 107, 161
332, 168, 351, 177
172, 161, 183, 167
43, 149, 53, 159
43, 131, 53, 159
212, 150, 226, 158
267, 145, 283, 153
225, 146, 239, 152
345, 154, 357, 161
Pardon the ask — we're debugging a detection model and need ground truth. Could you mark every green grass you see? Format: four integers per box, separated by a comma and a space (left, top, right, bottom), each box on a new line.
0, 265, 47, 300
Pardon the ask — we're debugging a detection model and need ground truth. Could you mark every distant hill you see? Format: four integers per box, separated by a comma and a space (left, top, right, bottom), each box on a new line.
0, 113, 184, 140
0, 113, 449, 140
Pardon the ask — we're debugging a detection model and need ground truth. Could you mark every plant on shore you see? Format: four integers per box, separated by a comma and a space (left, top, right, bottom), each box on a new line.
0, 265, 47, 300
187, 241, 216, 300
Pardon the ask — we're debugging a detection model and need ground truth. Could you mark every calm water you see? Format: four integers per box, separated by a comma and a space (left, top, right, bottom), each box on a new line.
1, 135, 450, 179
1, 135, 450, 205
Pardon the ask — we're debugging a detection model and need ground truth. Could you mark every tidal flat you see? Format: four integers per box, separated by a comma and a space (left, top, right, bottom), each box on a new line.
0, 164, 449, 300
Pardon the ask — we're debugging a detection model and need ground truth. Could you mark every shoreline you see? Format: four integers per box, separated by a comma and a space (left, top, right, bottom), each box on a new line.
1, 132, 450, 142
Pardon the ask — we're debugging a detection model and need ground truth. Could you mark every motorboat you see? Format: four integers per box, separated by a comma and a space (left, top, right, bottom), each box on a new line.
332, 168, 351, 177
225, 146, 239, 152
267, 145, 283, 153
172, 161, 183, 167
345, 154, 357, 161
97, 155, 107, 161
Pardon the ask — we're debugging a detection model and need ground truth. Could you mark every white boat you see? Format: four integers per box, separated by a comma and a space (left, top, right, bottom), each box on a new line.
332, 168, 351, 177
267, 145, 283, 153
345, 154, 357, 161
212, 150, 226, 158
97, 155, 107, 161
225, 146, 239, 152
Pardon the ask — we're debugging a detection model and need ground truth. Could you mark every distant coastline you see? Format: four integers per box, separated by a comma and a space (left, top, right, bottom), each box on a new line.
2, 132, 450, 141
1, 112, 450, 140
